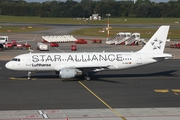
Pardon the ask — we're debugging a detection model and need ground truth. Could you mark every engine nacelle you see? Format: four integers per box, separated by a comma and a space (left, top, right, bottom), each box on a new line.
59, 68, 82, 79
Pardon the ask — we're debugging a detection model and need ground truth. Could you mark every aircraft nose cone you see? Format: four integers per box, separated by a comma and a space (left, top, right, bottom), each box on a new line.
5, 62, 12, 70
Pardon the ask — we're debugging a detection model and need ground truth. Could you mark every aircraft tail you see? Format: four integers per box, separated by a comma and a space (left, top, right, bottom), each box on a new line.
138, 25, 170, 53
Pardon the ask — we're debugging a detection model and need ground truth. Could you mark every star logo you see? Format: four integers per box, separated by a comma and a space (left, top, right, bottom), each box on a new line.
151, 38, 163, 50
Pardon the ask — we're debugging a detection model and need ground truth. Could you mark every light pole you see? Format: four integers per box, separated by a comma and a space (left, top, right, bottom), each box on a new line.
106, 13, 111, 40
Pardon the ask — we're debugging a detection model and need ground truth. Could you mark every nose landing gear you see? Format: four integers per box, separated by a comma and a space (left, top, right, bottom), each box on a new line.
27, 71, 31, 80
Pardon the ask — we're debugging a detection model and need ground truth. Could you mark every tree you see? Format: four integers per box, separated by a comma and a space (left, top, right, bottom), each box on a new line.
136, 3, 150, 17
128, 4, 136, 17
80, 0, 93, 17
149, 6, 161, 17
159, 3, 169, 17
67, 5, 84, 17
40, 3, 51, 17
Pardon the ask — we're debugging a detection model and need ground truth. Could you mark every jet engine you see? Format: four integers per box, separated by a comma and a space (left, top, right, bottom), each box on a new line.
59, 68, 82, 79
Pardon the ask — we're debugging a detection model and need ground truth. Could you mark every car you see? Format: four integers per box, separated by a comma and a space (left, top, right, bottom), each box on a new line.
71, 44, 76, 51
50, 42, 59, 47
75, 39, 87, 44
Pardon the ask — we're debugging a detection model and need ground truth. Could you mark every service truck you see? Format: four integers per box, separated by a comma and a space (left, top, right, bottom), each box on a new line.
0, 36, 8, 50
37, 42, 48, 51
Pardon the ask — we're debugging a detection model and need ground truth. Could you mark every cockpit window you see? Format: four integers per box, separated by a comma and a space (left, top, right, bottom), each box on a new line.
12, 58, 20, 62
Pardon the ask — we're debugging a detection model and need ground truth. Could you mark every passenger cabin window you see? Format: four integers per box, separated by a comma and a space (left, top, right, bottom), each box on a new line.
12, 58, 20, 62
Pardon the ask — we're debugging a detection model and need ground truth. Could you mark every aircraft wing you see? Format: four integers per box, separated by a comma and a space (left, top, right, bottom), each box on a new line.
54, 64, 115, 72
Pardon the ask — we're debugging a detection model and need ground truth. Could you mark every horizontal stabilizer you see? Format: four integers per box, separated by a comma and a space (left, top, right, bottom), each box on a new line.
153, 53, 173, 60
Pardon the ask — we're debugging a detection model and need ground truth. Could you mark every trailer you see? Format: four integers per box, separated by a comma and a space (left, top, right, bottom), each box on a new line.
16, 43, 24, 49
37, 42, 48, 51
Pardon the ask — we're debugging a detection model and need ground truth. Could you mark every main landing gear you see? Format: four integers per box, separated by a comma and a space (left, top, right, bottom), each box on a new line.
85, 76, 91, 81
27, 71, 31, 80
83, 72, 91, 81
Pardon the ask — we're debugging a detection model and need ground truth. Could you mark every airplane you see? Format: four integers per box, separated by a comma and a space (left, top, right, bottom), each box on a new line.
5, 25, 172, 81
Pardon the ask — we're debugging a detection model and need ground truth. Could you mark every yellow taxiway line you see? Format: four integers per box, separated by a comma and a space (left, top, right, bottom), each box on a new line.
154, 89, 180, 95
79, 81, 127, 120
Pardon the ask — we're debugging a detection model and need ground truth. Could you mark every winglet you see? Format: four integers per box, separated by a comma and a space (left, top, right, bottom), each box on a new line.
138, 26, 170, 53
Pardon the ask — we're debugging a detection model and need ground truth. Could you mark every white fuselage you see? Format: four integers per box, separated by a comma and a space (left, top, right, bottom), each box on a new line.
5, 52, 171, 72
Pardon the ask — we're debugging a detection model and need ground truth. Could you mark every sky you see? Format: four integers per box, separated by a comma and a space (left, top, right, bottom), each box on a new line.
25, 0, 170, 3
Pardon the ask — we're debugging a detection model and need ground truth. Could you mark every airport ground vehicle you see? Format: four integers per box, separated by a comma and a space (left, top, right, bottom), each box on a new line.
75, 39, 87, 44
0, 36, 8, 50
15, 43, 31, 49
170, 43, 180, 48
16, 43, 24, 49
42, 39, 49, 43
0, 36, 35, 51
37, 42, 48, 51
24, 43, 31, 49
50, 42, 59, 47
71, 44, 76, 51
11, 40, 17, 46
0, 44, 3, 50
5, 42, 13, 49
92, 39, 102, 44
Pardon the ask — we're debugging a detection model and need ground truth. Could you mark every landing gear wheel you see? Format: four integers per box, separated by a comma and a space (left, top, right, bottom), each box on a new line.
85, 76, 91, 81
27, 71, 31, 81
27, 77, 31, 81
82, 72, 91, 81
